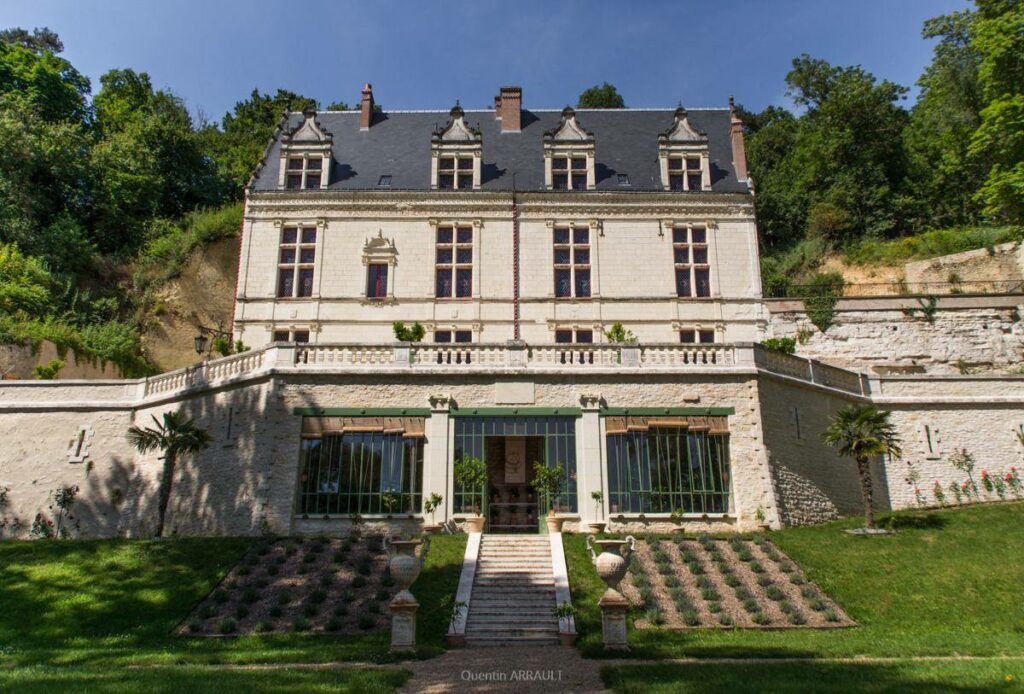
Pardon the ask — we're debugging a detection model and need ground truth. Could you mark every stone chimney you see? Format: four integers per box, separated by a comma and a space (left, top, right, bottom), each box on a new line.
360, 83, 375, 131
729, 96, 749, 183
494, 94, 502, 115
498, 86, 521, 132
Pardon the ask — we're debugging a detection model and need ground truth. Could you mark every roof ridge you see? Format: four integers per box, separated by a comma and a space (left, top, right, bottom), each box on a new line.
302, 107, 730, 115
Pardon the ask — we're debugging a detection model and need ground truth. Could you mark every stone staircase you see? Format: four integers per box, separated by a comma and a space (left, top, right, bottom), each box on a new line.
464, 534, 560, 646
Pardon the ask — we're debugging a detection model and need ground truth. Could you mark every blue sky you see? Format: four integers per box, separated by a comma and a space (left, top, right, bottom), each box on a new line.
3, 0, 972, 121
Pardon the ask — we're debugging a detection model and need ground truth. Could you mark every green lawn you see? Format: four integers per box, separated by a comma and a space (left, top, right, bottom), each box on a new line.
0, 665, 409, 694
567, 502, 1024, 659
602, 660, 1023, 693
0, 533, 466, 671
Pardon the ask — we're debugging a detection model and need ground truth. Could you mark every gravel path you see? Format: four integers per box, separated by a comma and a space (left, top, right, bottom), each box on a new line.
399, 646, 610, 694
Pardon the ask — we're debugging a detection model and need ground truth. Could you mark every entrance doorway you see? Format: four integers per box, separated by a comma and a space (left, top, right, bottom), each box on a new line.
485, 436, 544, 533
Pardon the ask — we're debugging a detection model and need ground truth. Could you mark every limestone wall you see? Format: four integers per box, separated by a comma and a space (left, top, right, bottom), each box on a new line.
1, 355, 1020, 538
904, 241, 1024, 288
766, 295, 1024, 373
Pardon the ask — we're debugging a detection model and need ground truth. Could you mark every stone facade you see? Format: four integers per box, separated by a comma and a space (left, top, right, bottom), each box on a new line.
2, 344, 1021, 539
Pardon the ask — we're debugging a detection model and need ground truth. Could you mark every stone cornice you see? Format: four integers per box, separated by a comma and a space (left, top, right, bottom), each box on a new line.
245, 190, 755, 220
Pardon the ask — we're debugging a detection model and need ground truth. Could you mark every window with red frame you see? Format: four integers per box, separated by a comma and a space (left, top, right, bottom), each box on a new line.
366, 263, 388, 299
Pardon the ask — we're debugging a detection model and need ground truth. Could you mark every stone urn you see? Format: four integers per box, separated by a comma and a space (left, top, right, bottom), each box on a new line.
587, 535, 636, 599
384, 538, 422, 599
421, 524, 442, 535
586, 521, 607, 534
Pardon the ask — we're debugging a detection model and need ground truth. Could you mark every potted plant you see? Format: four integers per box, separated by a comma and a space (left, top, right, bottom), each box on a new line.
587, 490, 606, 534
454, 456, 488, 533
553, 601, 578, 645
533, 462, 566, 533
423, 493, 443, 534
754, 504, 770, 530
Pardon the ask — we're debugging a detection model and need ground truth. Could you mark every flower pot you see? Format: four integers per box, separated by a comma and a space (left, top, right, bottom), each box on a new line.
586, 521, 607, 534
463, 516, 485, 533
559, 632, 577, 646
422, 524, 442, 535
545, 515, 564, 534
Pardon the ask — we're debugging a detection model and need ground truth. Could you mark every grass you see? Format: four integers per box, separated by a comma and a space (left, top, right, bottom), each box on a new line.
0, 665, 410, 693
567, 502, 1024, 659
0, 533, 466, 669
602, 661, 1023, 693
842, 225, 1023, 266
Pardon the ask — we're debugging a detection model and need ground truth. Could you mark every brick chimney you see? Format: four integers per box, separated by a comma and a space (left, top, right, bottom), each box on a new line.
360, 83, 374, 131
498, 86, 521, 132
729, 97, 749, 183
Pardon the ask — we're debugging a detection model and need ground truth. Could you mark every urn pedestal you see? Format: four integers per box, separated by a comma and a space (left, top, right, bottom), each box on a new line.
386, 538, 422, 653
587, 535, 636, 651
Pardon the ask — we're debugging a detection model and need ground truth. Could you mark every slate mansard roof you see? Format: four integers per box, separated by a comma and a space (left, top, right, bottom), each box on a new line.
250, 108, 750, 194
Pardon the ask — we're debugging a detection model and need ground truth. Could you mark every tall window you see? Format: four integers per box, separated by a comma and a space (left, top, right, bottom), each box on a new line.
277, 227, 316, 298
554, 226, 591, 298
673, 225, 710, 298
438, 157, 474, 190
366, 263, 388, 299
667, 156, 702, 191
606, 426, 731, 514
286, 156, 324, 190
551, 157, 587, 190
298, 432, 423, 514
435, 225, 473, 298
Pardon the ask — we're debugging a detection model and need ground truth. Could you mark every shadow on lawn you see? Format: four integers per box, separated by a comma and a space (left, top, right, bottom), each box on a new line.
601, 660, 1011, 694
878, 513, 949, 530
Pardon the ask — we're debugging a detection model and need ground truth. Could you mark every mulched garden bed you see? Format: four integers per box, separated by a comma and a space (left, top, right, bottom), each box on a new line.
177, 534, 398, 636
622, 535, 854, 630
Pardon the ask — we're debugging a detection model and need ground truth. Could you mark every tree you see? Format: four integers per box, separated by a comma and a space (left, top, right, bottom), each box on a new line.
576, 82, 625, 109
0, 40, 89, 122
0, 27, 63, 54
0, 242, 52, 315
745, 57, 910, 250
127, 411, 212, 537
203, 88, 318, 196
904, 10, 985, 228
968, 0, 1024, 223
821, 405, 902, 529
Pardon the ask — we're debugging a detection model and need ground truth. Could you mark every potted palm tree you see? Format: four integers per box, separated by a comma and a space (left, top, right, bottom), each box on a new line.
533, 462, 566, 533
822, 404, 903, 532
127, 411, 212, 538
422, 493, 444, 534
453, 456, 488, 533
587, 490, 606, 534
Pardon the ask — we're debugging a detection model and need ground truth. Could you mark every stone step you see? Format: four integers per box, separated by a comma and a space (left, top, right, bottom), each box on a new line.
466, 638, 561, 647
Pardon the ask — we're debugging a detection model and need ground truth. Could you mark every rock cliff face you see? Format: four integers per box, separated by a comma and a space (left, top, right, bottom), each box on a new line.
140, 237, 240, 373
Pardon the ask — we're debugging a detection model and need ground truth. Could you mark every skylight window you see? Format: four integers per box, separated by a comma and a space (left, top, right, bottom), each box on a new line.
377, 175, 392, 188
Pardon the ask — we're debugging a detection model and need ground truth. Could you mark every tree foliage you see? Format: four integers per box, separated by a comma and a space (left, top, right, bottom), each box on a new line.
969, 0, 1024, 223
576, 82, 626, 109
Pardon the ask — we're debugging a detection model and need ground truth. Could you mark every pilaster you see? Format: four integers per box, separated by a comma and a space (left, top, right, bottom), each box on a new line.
578, 393, 604, 523
426, 393, 453, 523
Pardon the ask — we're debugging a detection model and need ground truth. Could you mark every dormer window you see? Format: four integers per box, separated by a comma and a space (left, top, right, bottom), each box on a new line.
432, 103, 481, 191
278, 107, 332, 191
286, 155, 323, 190
551, 156, 588, 190
544, 107, 595, 191
659, 106, 710, 192
438, 156, 474, 190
